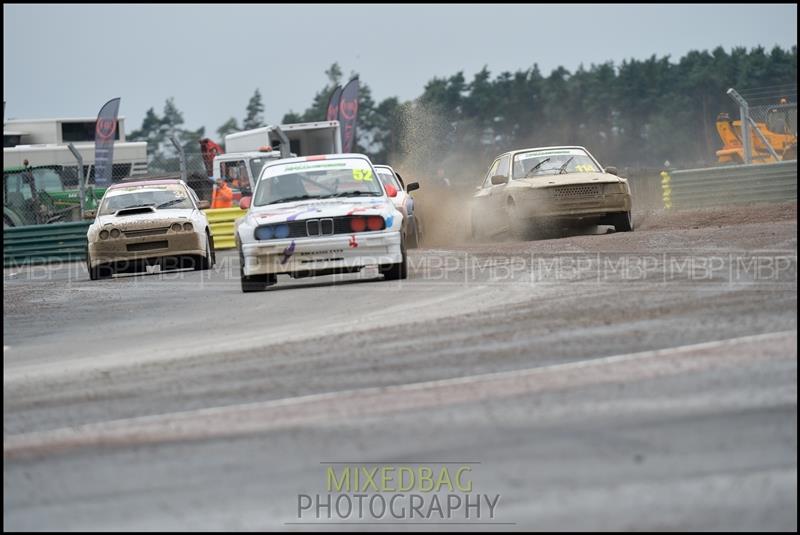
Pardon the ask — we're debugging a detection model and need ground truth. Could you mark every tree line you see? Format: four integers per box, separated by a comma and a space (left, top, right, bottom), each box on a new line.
129, 45, 796, 177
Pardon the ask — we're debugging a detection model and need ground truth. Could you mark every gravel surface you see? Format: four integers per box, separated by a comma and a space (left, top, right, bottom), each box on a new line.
4, 202, 797, 530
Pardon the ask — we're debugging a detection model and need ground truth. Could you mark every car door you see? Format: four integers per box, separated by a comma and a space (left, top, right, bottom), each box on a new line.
488, 154, 512, 228
472, 158, 501, 234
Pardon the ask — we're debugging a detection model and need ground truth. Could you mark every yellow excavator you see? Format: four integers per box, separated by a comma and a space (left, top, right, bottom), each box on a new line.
716, 99, 797, 164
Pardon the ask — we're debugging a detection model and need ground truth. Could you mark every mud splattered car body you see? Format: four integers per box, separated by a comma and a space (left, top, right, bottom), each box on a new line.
470, 146, 633, 239
86, 179, 215, 279
235, 154, 406, 292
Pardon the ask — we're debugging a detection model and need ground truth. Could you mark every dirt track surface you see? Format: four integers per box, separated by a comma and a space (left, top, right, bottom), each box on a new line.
3, 202, 797, 530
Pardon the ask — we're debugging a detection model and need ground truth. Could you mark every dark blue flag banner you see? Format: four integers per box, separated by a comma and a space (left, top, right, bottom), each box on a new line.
94, 97, 121, 186
337, 78, 359, 153
326, 85, 343, 121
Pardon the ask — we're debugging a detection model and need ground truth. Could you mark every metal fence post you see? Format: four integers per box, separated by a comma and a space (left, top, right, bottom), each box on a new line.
170, 135, 187, 183
272, 125, 291, 159
727, 88, 752, 164
746, 115, 781, 161
67, 143, 86, 217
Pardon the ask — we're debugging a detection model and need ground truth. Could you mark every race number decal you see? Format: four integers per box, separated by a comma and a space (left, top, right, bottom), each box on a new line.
352, 169, 373, 182
575, 164, 597, 173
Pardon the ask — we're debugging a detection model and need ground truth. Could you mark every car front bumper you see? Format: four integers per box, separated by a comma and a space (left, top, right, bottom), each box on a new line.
88, 232, 206, 267
517, 191, 632, 219
240, 230, 402, 276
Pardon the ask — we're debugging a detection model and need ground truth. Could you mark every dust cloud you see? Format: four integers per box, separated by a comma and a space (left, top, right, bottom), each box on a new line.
384, 102, 683, 246
387, 102, 486, 247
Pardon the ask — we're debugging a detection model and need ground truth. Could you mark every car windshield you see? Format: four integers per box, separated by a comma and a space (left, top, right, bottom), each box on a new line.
99, 184, 193, 215
376, 167, 402, 190
512, 149, 600, 178
253, 158, 383, 206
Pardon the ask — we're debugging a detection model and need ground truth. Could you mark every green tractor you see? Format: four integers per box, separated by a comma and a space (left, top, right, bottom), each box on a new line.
3, 164, 106, 228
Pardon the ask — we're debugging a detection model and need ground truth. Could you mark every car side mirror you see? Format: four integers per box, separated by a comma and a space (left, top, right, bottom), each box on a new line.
197, 200, 210, 210
82, 209, 96, 219
491, 174, 508, 185
240, 196, 252, 210
605, 166, 618, 176
385, 184, 398, 197
406, 182, 420, 193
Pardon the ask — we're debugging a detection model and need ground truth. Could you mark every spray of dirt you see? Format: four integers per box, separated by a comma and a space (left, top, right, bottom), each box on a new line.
384, 103, 780, 247
384, 103, 657, 248
386, 102, 489, 247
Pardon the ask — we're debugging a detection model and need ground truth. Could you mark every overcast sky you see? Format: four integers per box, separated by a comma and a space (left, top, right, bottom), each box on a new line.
4, 4, 797, 138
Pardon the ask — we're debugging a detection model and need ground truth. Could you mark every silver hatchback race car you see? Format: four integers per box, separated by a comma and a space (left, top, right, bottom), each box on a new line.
86, 179, 215, 279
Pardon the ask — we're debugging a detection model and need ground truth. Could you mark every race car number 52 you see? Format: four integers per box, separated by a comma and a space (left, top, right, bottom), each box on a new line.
352, 169, 374, 181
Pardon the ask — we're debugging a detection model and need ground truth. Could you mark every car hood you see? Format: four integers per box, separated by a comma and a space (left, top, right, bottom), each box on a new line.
511, 172, 624, 189
95, 208, 196, 229
249, 196, 396, 225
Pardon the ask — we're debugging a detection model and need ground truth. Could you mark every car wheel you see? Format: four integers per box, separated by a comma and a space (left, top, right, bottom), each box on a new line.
86, 247, 110, 280
239, 246, 274, 292
88, 261, 113, 280
470, 210, 482, 241
406, 218, 419, 249
241, 274, 273, 292
195, 233, 213, 271
506, 199, 533, 240
381, 236, 407, 281
612, 210, 634, 232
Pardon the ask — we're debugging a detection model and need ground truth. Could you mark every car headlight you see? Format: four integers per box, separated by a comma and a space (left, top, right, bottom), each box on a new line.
183, 222, 193, 231
604, 183, 625, 194
99, 230, 109, 240
171, 223, 183, 232
110, 228, 121, 238
254, 225, 275, 240
274, 223, 290, 239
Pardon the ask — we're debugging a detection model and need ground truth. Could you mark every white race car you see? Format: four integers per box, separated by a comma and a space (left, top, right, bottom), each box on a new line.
86, 179, 215, 280
235, 154, 406, 292
374, 164, 422, 248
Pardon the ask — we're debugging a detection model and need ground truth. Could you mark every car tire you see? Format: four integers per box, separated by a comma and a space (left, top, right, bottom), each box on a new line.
196, 233, 214, 271
612, 210, 634, 232
507, 199, 534, 240
239, 246, 275, 292
381, 237, 407, 281
470, 210, 482, 241
241, 273, 272, 292
86, 247, 112, 280
88, 261, 113, 281
406, 218, 419, 249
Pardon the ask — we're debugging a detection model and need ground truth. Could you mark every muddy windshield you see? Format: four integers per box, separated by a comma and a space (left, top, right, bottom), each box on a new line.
513, 149, 600, 178
99, 185, 193, 215
253, 158, 383, 206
